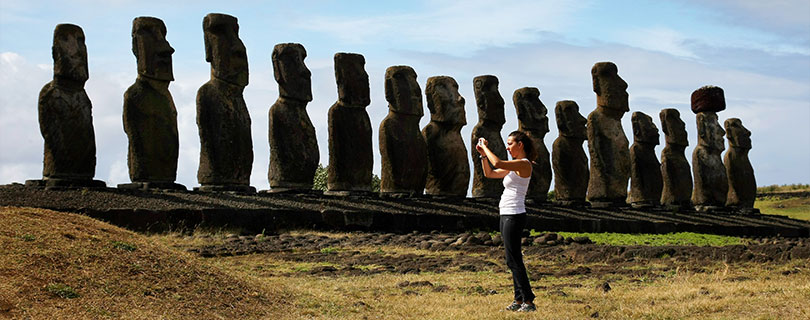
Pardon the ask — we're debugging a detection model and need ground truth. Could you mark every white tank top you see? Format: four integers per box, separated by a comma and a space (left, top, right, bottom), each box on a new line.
499, 159, 531, 215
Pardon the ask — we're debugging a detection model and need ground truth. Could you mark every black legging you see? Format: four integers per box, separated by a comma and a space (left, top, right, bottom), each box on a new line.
500, 213, 535, 303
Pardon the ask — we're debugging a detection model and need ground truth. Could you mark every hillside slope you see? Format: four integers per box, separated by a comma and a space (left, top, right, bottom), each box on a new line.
0, 206, 292, 319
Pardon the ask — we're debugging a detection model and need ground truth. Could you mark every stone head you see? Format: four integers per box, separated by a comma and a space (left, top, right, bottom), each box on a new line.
555, 100, 587, 140
132, 17, 174, 81
473, 75, 505, 125
696, 112, 725, 151
691, 85, 726, 114
203, 13, 248, 87
334, 52, 370, 106
631, 111, 660, 145
724, 118, 751, 149
384, 66, 423, 116
513, 87, 549, 134
52, 23, 88, 84
425, 76, 465, 125
591, 62, 629, 114
272, 43, 312, 102
659, 108, 688, 146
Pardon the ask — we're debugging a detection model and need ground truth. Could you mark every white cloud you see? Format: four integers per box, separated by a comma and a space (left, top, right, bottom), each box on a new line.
0, 52, 50, 184
294, 0, 588, 55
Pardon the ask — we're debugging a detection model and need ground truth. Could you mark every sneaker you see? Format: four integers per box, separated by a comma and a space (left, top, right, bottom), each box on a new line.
505, 301, 522, 311
517, 303, 536, 312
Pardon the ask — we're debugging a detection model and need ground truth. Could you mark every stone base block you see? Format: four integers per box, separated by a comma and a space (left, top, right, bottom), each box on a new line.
589, 200, 629, 209
555, 199, 589, 207
379, 192, 421, 199
323, 190, 374, 197
194, 185, 256, 193
118, 182, 187, 191
25, 178, 107, 189
695, 205, 732, 213
260, 188, 322, 195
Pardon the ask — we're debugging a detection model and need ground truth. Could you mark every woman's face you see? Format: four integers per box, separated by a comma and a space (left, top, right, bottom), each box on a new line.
506, 136, 524, 159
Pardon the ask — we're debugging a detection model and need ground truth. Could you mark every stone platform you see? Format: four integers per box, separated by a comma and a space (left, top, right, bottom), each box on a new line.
1, 184, 807, 237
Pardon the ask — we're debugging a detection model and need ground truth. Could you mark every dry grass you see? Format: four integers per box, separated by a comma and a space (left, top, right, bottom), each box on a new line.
3, 206, 809, 319
171, 235, 810, 320
0, 206, 294, 319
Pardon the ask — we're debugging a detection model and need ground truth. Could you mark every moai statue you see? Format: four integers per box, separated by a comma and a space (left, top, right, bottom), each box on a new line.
120, 17, 185, 191
724, 118, 757, 213
586, 62, 630, 207
267, 43, 319, 192
470, 75, 507, 198
422, 76, 469, 198
513, 87, 552, 203
379, 66, 428, 197
26, 24, 105, 189
196, 13, 254, 192
552, 101, 589, 206
326, 53, 373, 195
629, 111, 663, 208
659, 108, 692, 209
691, 86, 728, 211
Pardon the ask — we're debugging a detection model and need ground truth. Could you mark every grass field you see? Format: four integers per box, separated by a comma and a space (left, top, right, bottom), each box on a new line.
756, 196, 810, 221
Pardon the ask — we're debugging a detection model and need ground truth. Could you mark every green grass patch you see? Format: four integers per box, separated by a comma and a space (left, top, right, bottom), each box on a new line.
530, 231, 744, 246
111, 241, 137, 252
320, 247, 339, 254
46, 283, 79, 299
755, 197, 810, 221
21, 234, 36, 242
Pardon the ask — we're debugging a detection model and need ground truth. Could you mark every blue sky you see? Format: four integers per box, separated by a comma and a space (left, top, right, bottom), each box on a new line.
1, 0, 808, 190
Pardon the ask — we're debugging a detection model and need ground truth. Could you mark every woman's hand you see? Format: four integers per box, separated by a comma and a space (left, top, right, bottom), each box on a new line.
476, 138, 487, 155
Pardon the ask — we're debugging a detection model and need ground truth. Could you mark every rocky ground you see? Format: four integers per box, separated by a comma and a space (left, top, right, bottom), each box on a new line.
180, 230, 810, 278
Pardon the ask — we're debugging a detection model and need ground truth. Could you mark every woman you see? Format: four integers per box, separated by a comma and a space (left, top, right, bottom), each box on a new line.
476, 130, 536, 312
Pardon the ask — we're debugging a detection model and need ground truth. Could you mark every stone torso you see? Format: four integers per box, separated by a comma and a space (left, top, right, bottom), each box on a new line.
660, 144, 692, 206
423, 122, 469, 196
471, 122, 507, 198
327, 103, 373, 191
123, 78, 179, 182
379, 112, 428, 194
552, 136, 588, 202
525, 130, 551, 201
629, 142, 662, 205
196, 80, 253, 186
586, 109, 630, 203
38, 82, 96, 179
692, 146, 727, 207
268, 97, 319, 189
725, 147, 756, 208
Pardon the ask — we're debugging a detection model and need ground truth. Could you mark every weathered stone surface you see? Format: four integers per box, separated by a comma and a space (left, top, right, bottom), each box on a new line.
513, 87, 551, 202
470, 75, 507, 198
31, 24, 105, 188
659, 108, 692, 208
629, 111, 662, 208
692, 112, 727, 210
724, 118, 756, 210
422, 76, 468, 197
196, 13, 253, 192
268, 43, 318, 192
552, 100, 588, 205
327, 53, 372, 193
586, 62, 630, 206
121, 17, 184, 190
379, 66, 427, 196
690, 85, 726, 114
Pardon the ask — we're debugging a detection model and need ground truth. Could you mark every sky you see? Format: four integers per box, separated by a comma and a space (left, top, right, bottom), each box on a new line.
1, 0, 808, 191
